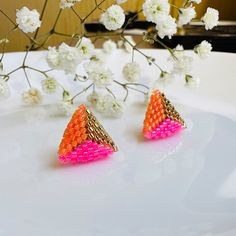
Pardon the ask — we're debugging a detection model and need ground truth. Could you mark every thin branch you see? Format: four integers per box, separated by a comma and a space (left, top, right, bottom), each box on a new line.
70, 83, 94, 102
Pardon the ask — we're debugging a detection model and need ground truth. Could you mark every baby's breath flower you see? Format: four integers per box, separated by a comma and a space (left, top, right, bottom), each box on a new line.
108, 99, 125, 118
95, 94, 113, 113
178, 7, 196, 27
60, 0, 81, 9
22, 88, 42, 105
143, 0, 170, 23
88, 67, 113, 88
76, 37, 95, 59
103, 40, 117, 54
194, 40, 212, 59
47, 43, 83, 74
41, 77, 58, 94
100, 5, 125, 31
0, 80, 10, 100
122, 62, 141, 82
185, 74, 200, 88
156, 15, 177, 39
201, 7, 219, 30
87, 91, 101, 107
47, 46, 60, 69
16, 7, 41, 33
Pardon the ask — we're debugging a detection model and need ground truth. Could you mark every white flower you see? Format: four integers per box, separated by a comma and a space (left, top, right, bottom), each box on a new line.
84, 53, 106, 73
191, 0, 201, 3
95, 94, 113, 113
103, 40, 117, 54
60, 0, 81, 9
172, 56, 193, 75
194, 40, 212, 59
47, 46, 60, 69
47, 43, 83, 74
41, 77, 58, 94
100, 5, 125, 31
143, 0, 170, 23
16, 7, 41, 33
58, 43, 83, 73
116, 0, 127, 4
22, 88, 42, 105
185, 75, 200, 88
156, 15, 177, 39
76, 37, 95, 59
108, 99, 125, 118
178, 7, 196, 26
122, 62, 141, 82
118, 36, 136, 53
91, 93, 124, 118
201, 7, 219, 30
88, 67, 113, 88
87, 91, 101, 107
58, 101, 74, 116
0, 80, 10, 100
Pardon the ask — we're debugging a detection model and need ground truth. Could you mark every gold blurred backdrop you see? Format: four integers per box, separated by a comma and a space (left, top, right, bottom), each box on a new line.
0, 0, 235, 52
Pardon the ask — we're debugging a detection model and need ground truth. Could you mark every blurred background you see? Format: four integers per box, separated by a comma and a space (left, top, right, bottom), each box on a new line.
0, 0, 236, 52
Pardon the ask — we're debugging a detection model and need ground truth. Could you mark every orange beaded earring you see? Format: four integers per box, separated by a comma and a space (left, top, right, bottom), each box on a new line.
143, 90, 186, 140
58, 105, 118, 164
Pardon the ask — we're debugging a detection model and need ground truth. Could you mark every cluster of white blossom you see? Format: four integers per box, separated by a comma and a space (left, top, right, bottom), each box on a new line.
47, 38, 94, 74
142, 0, 218, 39
162, 39, 212, 88
0, 1, 220, 119
100, 5, 125, 31
16, 7, 41, 33
87, 91, 124, 118
178, 7, 196, 27
87, 66, 114, 88
22, 88, 42, 105
41, 77, 58, 94
201, 7, 219, 30
122, 62, 141, 82
194, 40, 212, 59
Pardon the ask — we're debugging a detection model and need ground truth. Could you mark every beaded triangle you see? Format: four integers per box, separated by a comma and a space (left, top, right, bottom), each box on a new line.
143, 90, 185, 139
58, 105, 117, 164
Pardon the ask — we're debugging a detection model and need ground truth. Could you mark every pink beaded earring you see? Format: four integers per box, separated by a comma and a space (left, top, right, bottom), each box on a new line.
143, 90, 186, 140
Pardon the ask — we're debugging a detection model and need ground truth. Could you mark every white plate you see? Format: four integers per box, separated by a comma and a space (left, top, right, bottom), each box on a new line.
0, 50, 236, 236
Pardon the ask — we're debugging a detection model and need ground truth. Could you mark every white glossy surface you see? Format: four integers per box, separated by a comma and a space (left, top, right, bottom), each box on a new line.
0, 50, 236, 236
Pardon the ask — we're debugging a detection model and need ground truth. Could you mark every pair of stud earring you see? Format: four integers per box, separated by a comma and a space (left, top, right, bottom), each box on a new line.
58, 89, 186, 164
